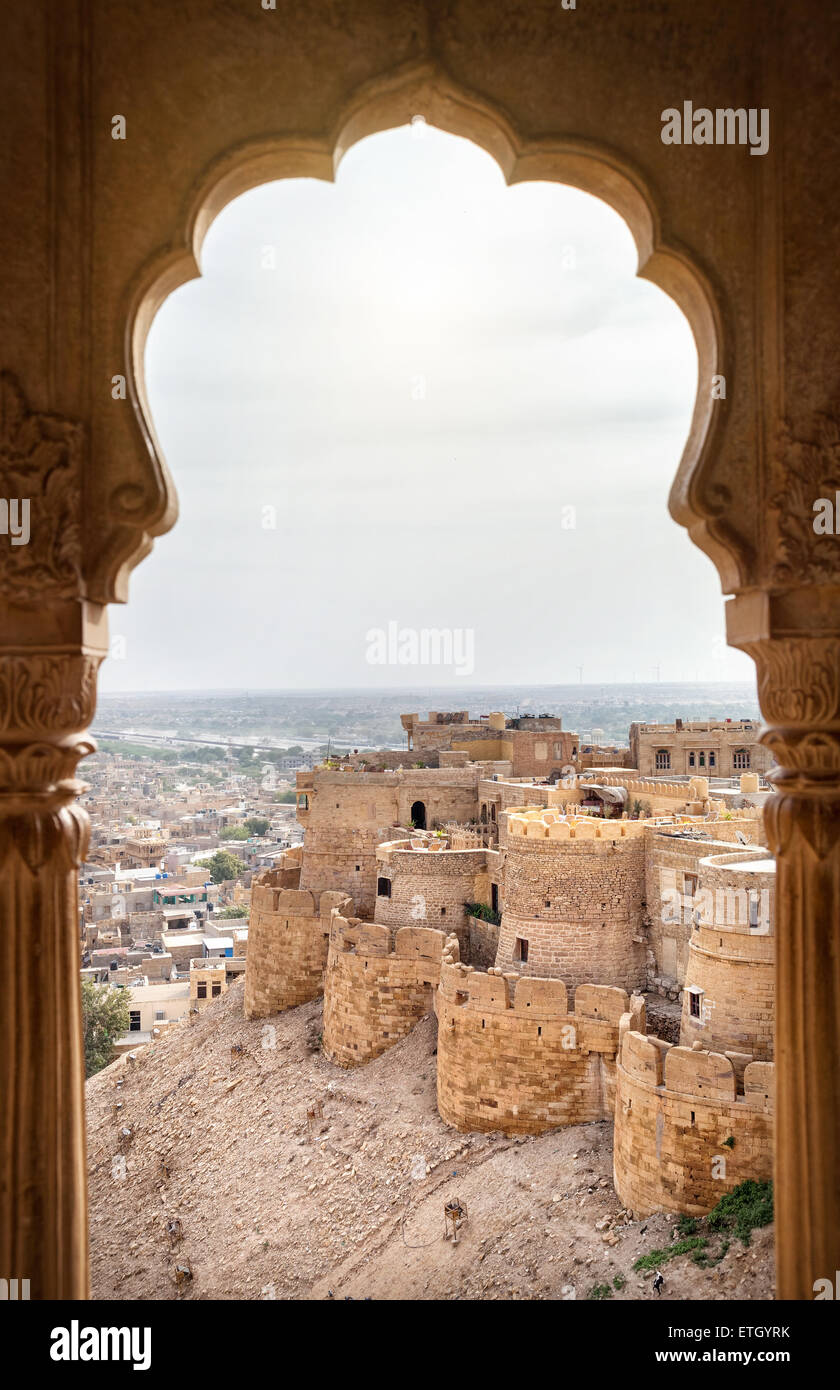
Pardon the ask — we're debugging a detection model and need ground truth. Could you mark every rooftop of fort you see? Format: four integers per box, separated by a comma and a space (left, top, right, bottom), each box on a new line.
375, 835, 490, 863
295, 763, 505, 787
400, 710, 567, 733
629, 718, 761, 735
499, 804, 767, 844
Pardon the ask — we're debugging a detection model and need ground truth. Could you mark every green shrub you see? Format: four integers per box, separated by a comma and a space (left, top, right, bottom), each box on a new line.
465, 901, 502, 926
705, 1179, 773, 1245
634, 1237, 707, 1272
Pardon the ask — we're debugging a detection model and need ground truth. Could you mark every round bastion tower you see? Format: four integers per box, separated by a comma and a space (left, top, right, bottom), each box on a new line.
679, 848, 775, 1060
495, 807, 648, 993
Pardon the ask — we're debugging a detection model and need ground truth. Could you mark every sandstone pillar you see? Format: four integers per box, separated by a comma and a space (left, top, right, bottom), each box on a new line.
0, 372, 107, 1298
734, 617, 840, 1300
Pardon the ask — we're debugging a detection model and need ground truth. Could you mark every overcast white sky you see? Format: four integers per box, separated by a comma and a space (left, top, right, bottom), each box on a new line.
103, 123, 755, 691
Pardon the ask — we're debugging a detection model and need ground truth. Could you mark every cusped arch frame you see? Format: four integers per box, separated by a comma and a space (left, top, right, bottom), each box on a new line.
113, 61, 741, 605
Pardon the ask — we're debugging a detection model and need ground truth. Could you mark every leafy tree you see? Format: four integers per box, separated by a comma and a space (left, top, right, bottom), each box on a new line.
245, 817, 270, 836
220, 825, 249, 840
205, 849, 246, 883
82, 980, 131, 1078
274, 789, 296, 803
216, 904, 248, 919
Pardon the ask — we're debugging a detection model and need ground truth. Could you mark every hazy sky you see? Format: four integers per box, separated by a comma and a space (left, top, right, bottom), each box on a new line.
103, 123, 755, 692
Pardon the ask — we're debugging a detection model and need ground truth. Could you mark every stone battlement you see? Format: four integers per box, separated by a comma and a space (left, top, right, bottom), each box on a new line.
435, 934, 632, 1134
244, 884, 352, 1018
613, 1027, 774, 1218
504, 806, 709, 839
322, 914, 446, 1068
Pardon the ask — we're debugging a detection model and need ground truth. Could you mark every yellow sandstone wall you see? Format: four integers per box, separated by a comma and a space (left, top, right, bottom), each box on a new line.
296, 768, 482, 916
243, 876, 352, 1017
613, 1029, 774, 1217
373, 838, 496, 953
435, 939, 631, 1134
496, 811, 647, 991
643, 822, 766, 994
680, 851, 775, 1059
322, 916, 446, 1068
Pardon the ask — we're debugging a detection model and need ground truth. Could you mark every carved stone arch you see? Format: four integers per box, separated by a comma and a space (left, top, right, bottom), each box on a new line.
4, 4, 840, 1306
115, 61, 738, 607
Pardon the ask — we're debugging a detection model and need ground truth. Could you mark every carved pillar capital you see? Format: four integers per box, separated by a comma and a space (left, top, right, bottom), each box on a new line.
742, 633, 840, 855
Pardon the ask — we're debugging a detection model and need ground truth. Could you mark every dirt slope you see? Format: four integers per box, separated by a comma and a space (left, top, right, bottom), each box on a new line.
86, 982, 774, 1301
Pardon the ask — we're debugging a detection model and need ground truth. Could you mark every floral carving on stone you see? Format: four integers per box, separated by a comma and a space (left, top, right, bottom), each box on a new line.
0, 370, 83, 601
0, 654, 100, 736
769, 415, 840, 585
745, 638, 840, 727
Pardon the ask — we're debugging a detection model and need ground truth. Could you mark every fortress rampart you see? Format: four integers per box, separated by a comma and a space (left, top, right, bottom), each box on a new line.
373, 837, 497, 954
679, 851, 775, 1059
244, 877, 352, 1018
613, 1028, 774, 1217
495, 809, 648, 991
435, 936, 632, 1134
241, 757, 778, 1224
322, 915, 446, 1068
643, 822, 766, 995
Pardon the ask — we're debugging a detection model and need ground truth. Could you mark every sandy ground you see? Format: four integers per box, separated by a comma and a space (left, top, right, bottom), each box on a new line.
86, 981, 774, 1302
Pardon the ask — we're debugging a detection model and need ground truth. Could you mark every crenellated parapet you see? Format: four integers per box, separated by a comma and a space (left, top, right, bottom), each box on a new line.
243, 882, 353, 1018
613, 1027, 774, 1218
496, 807, 649, 990
322, 914, 446, 1068
435, 933, 634, 1134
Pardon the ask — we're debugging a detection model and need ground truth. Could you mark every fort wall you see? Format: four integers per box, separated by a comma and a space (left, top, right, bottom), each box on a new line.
296, 767, 484, 915
373, 837, 496, 954
322, 916, 446, 1068
613, 1029, 774, 1217
243, 875, 352, 1017
467, 914, 501, 969
435, 938, 632, 1134
643, 824, 766, 995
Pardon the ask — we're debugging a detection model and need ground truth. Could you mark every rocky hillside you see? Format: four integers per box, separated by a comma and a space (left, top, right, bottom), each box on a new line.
86, 982, 774, 1301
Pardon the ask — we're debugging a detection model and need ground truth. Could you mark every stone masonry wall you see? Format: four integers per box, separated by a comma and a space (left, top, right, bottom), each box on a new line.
373, 840, 494, 953
680, 852, 775, 1059
643, 825, 764, 995
244, 875, 352, 1018
468, 914, 500, 969
322, 916, 446, 1068
435, 938, 630, 1135
495, 811, 647, 991
613, 1029, 774, 1217
296, 768, 484, 916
